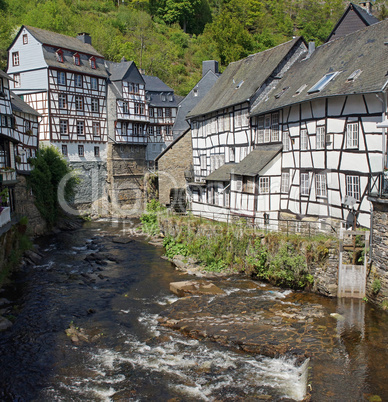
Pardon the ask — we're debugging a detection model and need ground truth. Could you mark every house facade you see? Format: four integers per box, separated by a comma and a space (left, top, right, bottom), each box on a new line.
143, 74, 180, 162
0, 70, 40, 231
7, 26, 108, 210
187, 20, 388, 230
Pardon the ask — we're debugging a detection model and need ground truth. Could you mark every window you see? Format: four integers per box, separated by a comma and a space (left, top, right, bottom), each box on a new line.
135, 103, 144, 115
12, 52, 19, 66
73, 53, 80, 66
91, 98, 99, 113
92, 122, 100, 137
75, 74, 82, 88
243, 177, 255, 194
94, 146, 100, 157
122, 102, 129, 114
89, 57, 96, 69
14, 74, 20, 88
58, 71, 66, 86
77, 121, 84, 136
316, 173, 327, 197
165, 108, 171, 118
23, 34, 28, 45
59, 94, 67, 109
149, 108, 154, 118
264, 115, 271, 142
148, 126, 154, 135
62, 144, 68, 156
78, 145, 84, 156
91, 77, 98, 90
308, 72, 339, 94
283, 131, 290, 151
229, 147, 235, 163
121, 122, 128, 135
300, 129, 308, 151
316, 126, 325, 149
235, 175, 242, 191
75, 95, 83, 111
346, 175, 360, 201
346, 122, 359, 149
256, 116, 264, 143
25, 120, 31, 132
301, 173, 309, 196
60, 120, 68, 136
271, 113, 279, 142
281, 172, 290, 193
133, 83, 139, 93
56, 49, 64, 63
259, 177, 269, 194
157, 108, 163, 117
347, 69, 362, 82
156, 126, 161, 136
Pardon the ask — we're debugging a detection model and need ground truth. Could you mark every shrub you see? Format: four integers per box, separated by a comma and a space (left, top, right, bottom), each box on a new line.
372, 278, 381, 295
140, 200, 166, 235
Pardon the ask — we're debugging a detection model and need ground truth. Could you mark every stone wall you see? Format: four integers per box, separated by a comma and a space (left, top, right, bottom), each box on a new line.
367, 198, 388, 308
106, 143, 147, 217
13, 175, 46, 236
69, 160, 108, 217
157, 131, 192, 206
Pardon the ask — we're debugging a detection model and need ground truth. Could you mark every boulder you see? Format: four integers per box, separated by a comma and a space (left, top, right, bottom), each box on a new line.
170, 280, 225, 297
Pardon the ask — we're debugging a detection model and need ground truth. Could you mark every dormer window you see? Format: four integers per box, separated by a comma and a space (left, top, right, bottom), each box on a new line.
161, 93, 166, 101
307, 72, 339, 94
193, 88, 198, 97
73, 53, 81, 66
89, 56, 96, 69
56, 49, 64, 63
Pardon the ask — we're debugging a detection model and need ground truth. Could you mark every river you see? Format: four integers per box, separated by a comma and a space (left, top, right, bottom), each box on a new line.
0, 220, 387, 401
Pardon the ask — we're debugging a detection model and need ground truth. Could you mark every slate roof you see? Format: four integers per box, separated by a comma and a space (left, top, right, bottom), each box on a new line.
187, 37, 304, 119
23, 26, 103, 57
11, 92, 40, 116
232, 145, 283, 177
143, 75, 173, 92
326, 3, 379, 43
251, 20, 388, 117
106, 60, 136, 81
206, 163, 237, 182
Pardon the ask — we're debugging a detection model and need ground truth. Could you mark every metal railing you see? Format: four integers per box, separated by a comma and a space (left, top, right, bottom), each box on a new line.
368, 172, 388, 198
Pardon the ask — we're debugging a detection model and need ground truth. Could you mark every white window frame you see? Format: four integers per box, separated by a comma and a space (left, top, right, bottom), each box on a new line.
91, 98, 99, 113
301, 173, 309, 196
316, 173, 327, 197
14, 74, 20, 88
264, 115, 271, 142
346, 122, 359, 149
59, 119, 68, 135
316, 126, 325, 150
92, 122, 100, 137
12, 52, 19, 66
75, 74, 82, 88
58, 94, 67, 109
78, 144, 84, 156
283, 131, 290, 151
300, 129, 308, 151
259, 177, 269, 194
76, 120, 84, 136
281, 172, 290, 193
235, 175, 242, 192
58, 72, 66, 86
271, 112, 279, 142
91, 77, 98, 90
61, 144, 67, 156
243, 177, 255, 194
346, 175, 360, 201
75, 95, 83, 111
256, 116, 264, 143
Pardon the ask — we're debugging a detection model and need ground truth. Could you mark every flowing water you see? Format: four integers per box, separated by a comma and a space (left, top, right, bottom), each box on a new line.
0, 220, 387, 401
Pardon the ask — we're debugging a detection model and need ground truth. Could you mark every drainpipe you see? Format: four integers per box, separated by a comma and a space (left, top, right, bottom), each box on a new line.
368, 202, 373, 267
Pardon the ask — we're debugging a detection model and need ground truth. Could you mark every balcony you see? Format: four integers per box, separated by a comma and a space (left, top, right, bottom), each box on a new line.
368, 172, 388, 198
0, 169, 17, 184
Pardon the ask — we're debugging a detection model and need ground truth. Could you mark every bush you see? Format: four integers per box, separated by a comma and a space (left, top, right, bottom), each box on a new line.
140, 200, 166, 235
372, 278, 381, 295
28, 145, 79, 228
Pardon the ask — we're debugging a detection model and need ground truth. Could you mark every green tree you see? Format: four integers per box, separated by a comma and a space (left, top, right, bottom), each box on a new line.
28, 146, 79, 228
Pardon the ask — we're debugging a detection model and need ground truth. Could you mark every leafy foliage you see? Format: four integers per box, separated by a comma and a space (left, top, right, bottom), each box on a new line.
140, 200, 166, 235
28, 145, 79, 228
0, 0, 373, 93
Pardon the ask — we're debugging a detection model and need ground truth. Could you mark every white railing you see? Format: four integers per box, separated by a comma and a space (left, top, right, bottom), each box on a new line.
0, 170, 17, 182
0, 207, 11, 229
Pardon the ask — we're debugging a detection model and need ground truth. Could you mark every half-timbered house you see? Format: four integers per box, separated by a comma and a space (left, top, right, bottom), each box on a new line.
142, 74, 180, 162
7, 26, 108, 209
186, 37, 308, 218
105, 58, 148, 213
248, 19, 388, 229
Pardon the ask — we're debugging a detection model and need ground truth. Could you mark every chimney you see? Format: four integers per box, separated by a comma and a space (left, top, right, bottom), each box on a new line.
77, 32, 92, 45
202, 60, 219, 77
359, 1, 373, 14
308, 41, 315, 56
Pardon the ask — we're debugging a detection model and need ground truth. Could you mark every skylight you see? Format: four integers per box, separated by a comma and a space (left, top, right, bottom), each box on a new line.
293, 84, 307, 97
307, 72, 339, 94
347, 69, 362, 81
